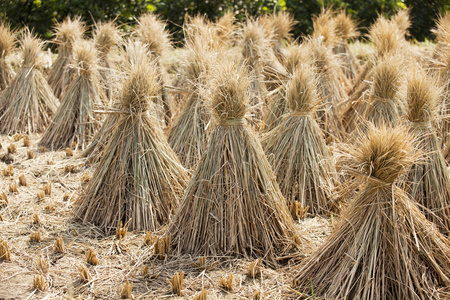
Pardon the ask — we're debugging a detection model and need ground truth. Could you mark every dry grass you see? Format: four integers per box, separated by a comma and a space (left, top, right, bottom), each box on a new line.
39, 40, 104, 150
54, 236, 66, 253
7, 142, 16, 154
293, 125, 450, 299
0, 29, 58, 134
247, 258, 262, 278
86, 248, 98, 266
119, 280, 132, 299
312, 7, 336, 47
18, 174, 27, 186
0, 21, 15, 91
30, 229, 41, 242
263, 65, 338, 215
47, 16, 85, 99
167, 42, 213, 169
74, 58, 188, 233
34, 256, 49, 274
402, 70, 450, 234
169, 60, 299, 264
219, 273, 234, 291
9, 183, 18, 193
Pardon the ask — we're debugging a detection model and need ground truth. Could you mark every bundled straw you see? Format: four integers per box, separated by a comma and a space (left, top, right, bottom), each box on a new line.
261, 11, 295, 62
135, 13, 173, 127
212, 11, 236, 49
342, 18, 404, 133
167, 39, 213, 169
93, 20, 121, 101
168, 60, 298, 262
74, 58, 188, 233
262, 65, 337, 215
392, 9, 411, 38
265, 45, 305, 131
47, 16, 85, 99
81, 39, 147, 162
303, 37, 347, 141
0, 21, 15, 91
332, 10, 360, 81
0, 29, 58, 134
401, 70, 450, 234
240, 18, 270, 130
431, 12, 450, 59
312, 7, 336, 48
39, 41, 105, 150
364, 55, 405, 127
293, 124, 450, 299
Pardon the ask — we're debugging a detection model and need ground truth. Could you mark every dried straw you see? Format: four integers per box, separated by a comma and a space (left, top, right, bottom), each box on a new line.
74, 58, 188, 233
135, 13, 173, 127
364, 55, 405, 128
303, 37, 347, 141
47, 16, 85, 99
401, 70, 450, 234
168, 60, 298, 263
167, 41, 213, 169
333, 10, 360, 81
80, 39, 148, 163
261, 11, 295, 62
39, 40, 105, 150
392, 9, 411, 38
0, 21, 15, 91
312, 7, 337, 48
0, 29, 58, 134
240, 18, 270, 130
93, 20, 121, 101
293, 124, 450, 299
262, 65, 338, 215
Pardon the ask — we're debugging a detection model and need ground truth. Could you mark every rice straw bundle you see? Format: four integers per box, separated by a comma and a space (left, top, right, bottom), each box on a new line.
401, 70, 450, 235
168, 60, 298, 262
240, 18, 270, 130
312, 7, 336, 48
262, 65, 337, 215
0, 21, 15, 91
304, 38, 347, 141
431, 12, 450, 60
392, 9, 411, 38
167, 40, 213, 169
332, 10, 360, 82
81, 40, 150, 163
39, 41, 104, 150
0, 30, 58, 134
436, 43, 450, 149
93, 20, 121, 101
293, 124, 450, 299
74, 59, 188, 233
47, 16, 85, 99
212, 11, 236, 49
265, 45, 305, 131
261, 11, 295, 63
342, 17, 404, 133
364, 55, 405, 127
135, 13, 173, 127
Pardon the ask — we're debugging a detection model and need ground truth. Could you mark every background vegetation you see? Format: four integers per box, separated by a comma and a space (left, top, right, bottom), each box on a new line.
1, 0, 449, 43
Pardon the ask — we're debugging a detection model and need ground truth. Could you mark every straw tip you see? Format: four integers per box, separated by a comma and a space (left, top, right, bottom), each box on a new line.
406, 69, 439, 123
353, 124, 415, 183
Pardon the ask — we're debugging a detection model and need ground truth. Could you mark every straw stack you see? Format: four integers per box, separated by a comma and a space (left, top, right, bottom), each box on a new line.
312, 7, 336, 48
304, 37, 347, 141
0, 29, 58, 134
80, 39, 147, 163
401, 70, 450, 235
135, 13, 173, 127
47, 17, 85, 99
342, 16, 404, 133
364, 55, 405, 127
333, 11, 360, 82
261, 11, 295, 63
167, 37, 213, 169
293, 124, 450, 299
240, 19, 270, 130
168, 60, 298, 262
74, 58, 188, 233
93, 20, 121, 101
39, 41, 105, 150
0, 22, 15, 91
265, 45, 304, 131
262, 65, 337, 215
392, 9, 411, 39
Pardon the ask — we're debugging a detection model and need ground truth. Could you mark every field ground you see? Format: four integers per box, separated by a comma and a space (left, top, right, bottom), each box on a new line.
0, 134, 332, 299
